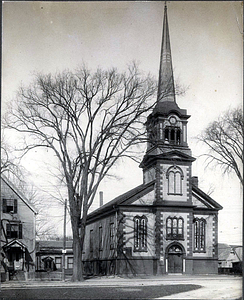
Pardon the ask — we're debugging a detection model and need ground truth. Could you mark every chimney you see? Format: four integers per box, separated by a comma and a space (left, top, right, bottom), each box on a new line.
99, 191, 103, 207
191, 176, 198, 187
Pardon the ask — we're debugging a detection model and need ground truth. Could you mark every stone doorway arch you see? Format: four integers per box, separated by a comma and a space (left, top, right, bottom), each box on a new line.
166, 242, 185, 274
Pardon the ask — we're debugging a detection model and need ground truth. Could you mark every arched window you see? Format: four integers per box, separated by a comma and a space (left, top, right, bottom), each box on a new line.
164, 128, 169, 142
134, 216, 147, 252
177, 129, 181, 144
164, 126, 182, 145
166, 166, 184, 195
170, 129, 175, 142
159, 122, 163, 140
166, 217, 184, 240
193, 218, 206, 252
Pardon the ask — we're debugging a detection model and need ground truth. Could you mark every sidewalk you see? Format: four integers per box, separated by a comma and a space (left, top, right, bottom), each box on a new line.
0, 274, 241, 286
1, 275, 242, 299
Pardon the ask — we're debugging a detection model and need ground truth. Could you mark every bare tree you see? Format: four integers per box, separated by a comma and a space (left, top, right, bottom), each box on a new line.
197, 107, 243, 185
3, 64, 157, 281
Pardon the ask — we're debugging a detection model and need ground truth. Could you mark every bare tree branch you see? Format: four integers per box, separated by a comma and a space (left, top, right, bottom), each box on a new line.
196, 107, 243, 185
3, 64, 157, 281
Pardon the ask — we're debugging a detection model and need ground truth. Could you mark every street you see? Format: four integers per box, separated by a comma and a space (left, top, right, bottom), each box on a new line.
0, 275, 242, 300
0, 285, 201, 299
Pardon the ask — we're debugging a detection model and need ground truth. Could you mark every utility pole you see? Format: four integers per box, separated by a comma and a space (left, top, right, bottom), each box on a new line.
62, 199, 67, 281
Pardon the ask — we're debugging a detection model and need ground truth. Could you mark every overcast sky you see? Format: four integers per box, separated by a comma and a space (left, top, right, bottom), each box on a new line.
2, 1, 243, 244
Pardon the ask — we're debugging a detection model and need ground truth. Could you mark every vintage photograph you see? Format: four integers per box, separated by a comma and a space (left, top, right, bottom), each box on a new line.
1, 1, 242, 299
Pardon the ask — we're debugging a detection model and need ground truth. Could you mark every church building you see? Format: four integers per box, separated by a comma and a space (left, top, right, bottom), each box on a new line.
82, 3, 222, 276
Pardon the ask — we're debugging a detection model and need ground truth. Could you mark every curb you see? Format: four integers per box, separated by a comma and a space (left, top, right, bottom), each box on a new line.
1, 275, 241, 289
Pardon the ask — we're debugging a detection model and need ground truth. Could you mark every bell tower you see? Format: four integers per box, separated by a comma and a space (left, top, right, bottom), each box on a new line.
140, 3, 195, 201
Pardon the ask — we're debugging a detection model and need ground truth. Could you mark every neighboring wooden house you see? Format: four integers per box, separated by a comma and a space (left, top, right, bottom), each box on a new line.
82, 4, 223, 277
36, 240, 73, 278
218, 243, 242, 275
0, 175, 37, 281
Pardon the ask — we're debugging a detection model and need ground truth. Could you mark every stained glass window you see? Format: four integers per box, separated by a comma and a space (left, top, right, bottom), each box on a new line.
166, 217, 184, 240
134, 216, 147, 252
194, 218, 206, 252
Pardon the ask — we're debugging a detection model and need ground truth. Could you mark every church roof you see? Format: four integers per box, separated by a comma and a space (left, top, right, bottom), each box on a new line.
192, 184, 223, 210
87, 176, 222, 222
87, 181, 155, 219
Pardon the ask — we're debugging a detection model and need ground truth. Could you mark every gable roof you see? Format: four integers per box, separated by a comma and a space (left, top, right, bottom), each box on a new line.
192, 184, 223, 210
1, 174, 37, 214
218, 243, 231, 260
3, 239, 27, 250
88, 181, 155, 219
218, 243, 242, 262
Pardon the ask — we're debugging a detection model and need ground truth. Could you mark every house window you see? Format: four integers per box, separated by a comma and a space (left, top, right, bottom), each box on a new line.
134, 216, 147, 252
67, 257, 73, 269
99, 226, 103, 251
110, 223, 115, 250
90, 230, 93, 253
194, 218, 206, 252
2, 199, 17, 213
166, 217, 184, 240
6, 223, 22, 239
55, 257, 62, 269
166, 166, 183, 195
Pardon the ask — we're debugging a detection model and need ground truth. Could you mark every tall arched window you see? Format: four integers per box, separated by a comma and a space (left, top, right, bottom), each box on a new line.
166, 216, 184, 240
134, 215, 148, 252
193, 218, 206, 252
166, 166, 184, 195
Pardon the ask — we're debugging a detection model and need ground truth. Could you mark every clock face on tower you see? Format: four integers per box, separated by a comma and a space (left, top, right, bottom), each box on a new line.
169, 116, 177, 125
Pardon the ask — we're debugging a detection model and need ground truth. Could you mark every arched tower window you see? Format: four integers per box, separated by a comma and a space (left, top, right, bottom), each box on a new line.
166, 166, 184, 195
164, 126, 182, 145
177, 129, 181, 144
164, 128, 169, 142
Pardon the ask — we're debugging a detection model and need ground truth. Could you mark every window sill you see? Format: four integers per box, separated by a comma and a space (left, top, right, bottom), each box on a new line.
167, 193, 183, 196
193, 250, 206, 253
133, 249, 148, 253
166, 237, 184, 241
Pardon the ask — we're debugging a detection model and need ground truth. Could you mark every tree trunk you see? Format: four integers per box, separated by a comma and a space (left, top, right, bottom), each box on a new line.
71, 216, 84, 282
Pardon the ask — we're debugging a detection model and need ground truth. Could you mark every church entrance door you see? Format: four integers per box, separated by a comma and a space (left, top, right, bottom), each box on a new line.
167, 244, 183, 273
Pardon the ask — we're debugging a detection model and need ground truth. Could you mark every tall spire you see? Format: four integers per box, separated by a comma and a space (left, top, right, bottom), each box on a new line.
157, 2, 176, 103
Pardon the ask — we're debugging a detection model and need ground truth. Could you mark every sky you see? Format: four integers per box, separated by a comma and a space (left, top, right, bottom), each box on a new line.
2, 1, 243, 244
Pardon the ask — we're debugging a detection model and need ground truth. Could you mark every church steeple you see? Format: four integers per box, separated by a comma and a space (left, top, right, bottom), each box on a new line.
140, 2, 193, 174
157, 2, 176, 103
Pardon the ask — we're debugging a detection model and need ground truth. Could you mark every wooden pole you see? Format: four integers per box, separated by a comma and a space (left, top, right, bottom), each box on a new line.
62, 199, 67, 281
